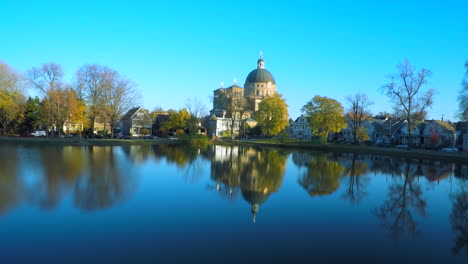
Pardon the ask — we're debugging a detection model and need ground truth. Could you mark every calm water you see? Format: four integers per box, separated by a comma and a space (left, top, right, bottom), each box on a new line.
1, 143, 468, 263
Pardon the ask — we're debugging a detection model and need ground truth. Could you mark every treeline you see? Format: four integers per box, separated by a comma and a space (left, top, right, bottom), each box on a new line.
0, 62, 140, 137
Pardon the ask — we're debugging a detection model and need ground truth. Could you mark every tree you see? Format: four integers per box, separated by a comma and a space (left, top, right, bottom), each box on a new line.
28, 62, 67, 133
0, 62, 25, 135
458, 60, 468, 120
18, 96, 41, 134
162, 108, 191, 133
356, 127, 369, 142
185, 97, 207, 135
75, 64, 113, 132
381, 60, 435, 144
346, 92, 373, 143
301, 95, 346, 140
102, 76, 140, 138
255, 93, 289, 136
27, 62, 63, 93
217, 87, 248, 140
39, 87, 81, 135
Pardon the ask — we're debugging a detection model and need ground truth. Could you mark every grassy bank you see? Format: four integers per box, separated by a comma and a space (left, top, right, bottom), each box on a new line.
214, 138, 468, 163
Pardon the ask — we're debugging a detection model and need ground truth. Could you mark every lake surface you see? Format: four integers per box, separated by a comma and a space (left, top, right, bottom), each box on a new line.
1, 143, 468, 263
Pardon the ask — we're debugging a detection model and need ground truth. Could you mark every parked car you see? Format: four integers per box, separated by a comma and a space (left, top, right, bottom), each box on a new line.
31, 130, 46, 137
442, 147, 458, 152
395, 144, 409, 149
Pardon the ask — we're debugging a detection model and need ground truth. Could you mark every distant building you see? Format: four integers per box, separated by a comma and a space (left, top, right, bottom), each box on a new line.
120, 107, 152, 136
208, 54, 281, 137
423, 120, 456, 148
288, 115, 314, 140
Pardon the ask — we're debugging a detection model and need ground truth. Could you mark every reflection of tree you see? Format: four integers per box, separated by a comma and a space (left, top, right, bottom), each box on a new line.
30, 146, 86, 210
73, 146, 136, 211
299, 154, 344, 197
0, 145, 22, 215
450, 185, 468, 255
153, 144, 208, 183
210, 146, 287, 222
342, 153, 369, 204
373, 161, 427, 241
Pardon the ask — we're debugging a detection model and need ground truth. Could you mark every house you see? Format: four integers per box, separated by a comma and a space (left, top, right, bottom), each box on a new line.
398, 122, 427, 146
422, 120, 456, 148
63, 120, 84, 134
288, 115, 314, 140
120, 107, 152, 136
372, 118, 407, 144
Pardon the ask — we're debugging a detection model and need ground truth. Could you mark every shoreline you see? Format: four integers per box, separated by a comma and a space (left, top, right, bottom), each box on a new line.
213, 139, 468, 163
2, 137, 467, 163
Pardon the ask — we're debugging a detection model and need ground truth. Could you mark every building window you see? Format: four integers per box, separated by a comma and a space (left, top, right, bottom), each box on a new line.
256, 90, 259, 96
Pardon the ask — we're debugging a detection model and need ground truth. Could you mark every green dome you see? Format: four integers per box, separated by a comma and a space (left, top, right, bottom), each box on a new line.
245, 68, 276, 84
241, 190, 271, 205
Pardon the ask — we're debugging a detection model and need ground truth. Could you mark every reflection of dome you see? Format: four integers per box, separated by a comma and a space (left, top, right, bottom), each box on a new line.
241, 189, 271, 205
245, 68, 276, 84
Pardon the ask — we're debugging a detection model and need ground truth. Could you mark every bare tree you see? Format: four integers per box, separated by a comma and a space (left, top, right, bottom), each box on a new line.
381, 60, 435, 145
346, 92, 373, 143
75, 64, 116, 132
458, 60, 468, 120
185, 97, 207, 135
27, 62, 64, 93
103, 76, 141, 138
217, 88, 248, 140
27, 62, 66, 134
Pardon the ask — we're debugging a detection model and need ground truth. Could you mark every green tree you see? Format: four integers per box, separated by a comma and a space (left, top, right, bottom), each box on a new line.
162, 108, 190, 134
301, 95, 346, 140
18, 96, 41, 134
255, 93, 289, 136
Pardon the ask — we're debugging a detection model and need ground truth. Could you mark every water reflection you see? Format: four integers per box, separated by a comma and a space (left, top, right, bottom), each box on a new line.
2, 143, 468, 261
296, 153, 344, 197
373, 160, 427, 241
451, 183, 468, 255
210, 146, 287, 222
0, 145, 138, 213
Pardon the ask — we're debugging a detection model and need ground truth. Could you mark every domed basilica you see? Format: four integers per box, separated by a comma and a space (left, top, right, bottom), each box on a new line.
209, 54, 278, 137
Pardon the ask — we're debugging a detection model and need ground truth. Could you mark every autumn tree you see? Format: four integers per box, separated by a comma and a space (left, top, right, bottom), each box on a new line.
162, 108, 191, 134
457, 60, 468, 120
255, 93, 289, 136
346, 92, 373, 143
301, 95, 346, 140
0, 62, 26, 135
381, 60, 435, 144
39, 87, 82, 135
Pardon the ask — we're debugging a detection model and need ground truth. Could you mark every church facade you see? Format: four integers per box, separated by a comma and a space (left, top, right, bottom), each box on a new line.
208, 55, 277, 137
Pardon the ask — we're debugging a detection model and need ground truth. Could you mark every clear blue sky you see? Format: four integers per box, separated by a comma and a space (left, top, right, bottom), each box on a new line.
1, 0, 467, 121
